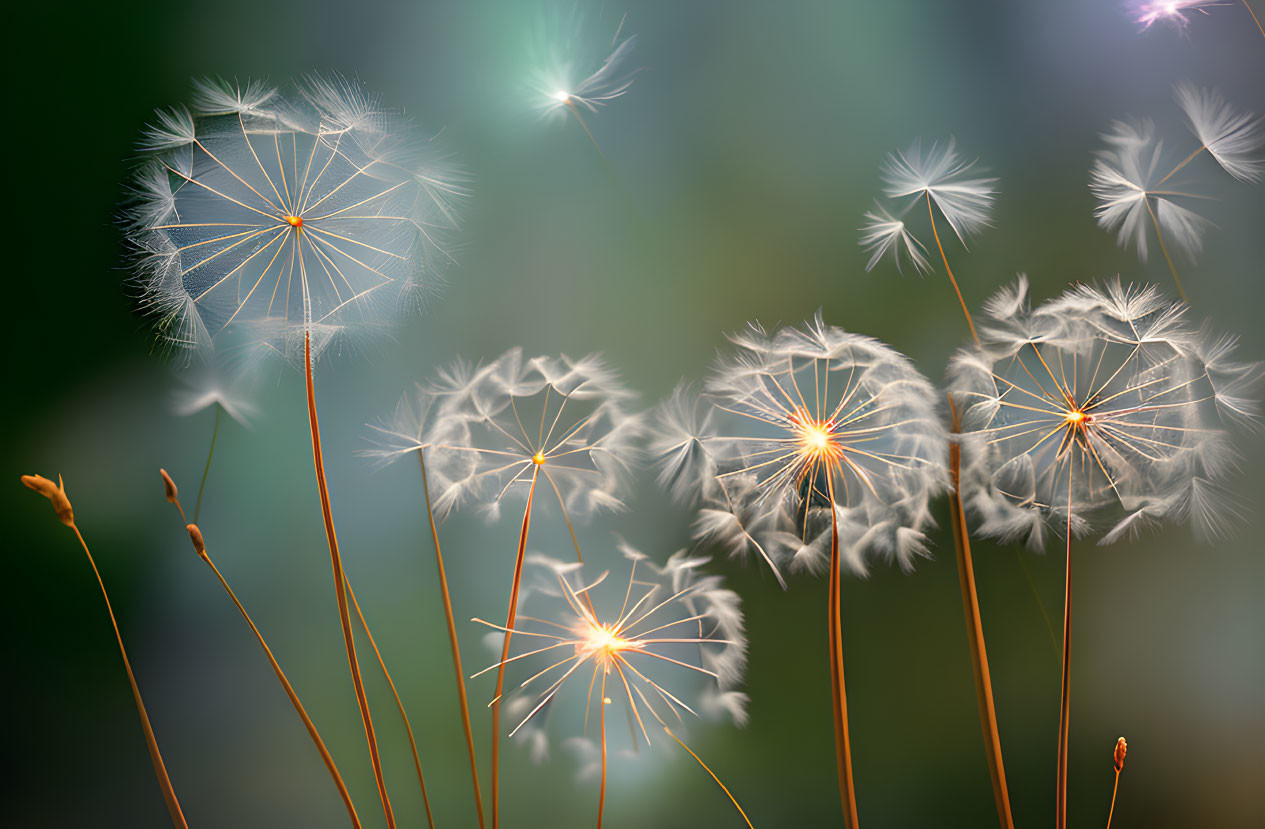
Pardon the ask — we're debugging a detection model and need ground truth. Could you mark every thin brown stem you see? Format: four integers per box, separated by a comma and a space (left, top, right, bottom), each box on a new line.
304, 331, 396, 829
1106, 768, 1122, 829
345, 579, 435, 829
1156, 145, 1205, 187
927, 192, 980, 346
192, 404, 222, 525
419, 451, 485, 829
825, 473, 860, 829
184, 520, 363, 828
1244, 0, 1265, 40
1144, 198, 1189, 302
491, 466, 540, 829
1056, 476, 1074, 829
597, 668, 609, 829
69, 524, 189, 829
665, 727, 756, 828
948, 398, 1015, 829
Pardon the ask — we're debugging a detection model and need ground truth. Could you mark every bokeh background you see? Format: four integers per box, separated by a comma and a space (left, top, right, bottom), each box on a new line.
5, 0, 1264, 826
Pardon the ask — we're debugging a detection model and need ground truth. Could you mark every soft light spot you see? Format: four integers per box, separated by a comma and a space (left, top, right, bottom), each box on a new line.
532, 451, 546, 465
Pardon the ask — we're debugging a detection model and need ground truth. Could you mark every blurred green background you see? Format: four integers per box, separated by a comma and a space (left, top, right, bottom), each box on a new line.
5, 0, 1263, 826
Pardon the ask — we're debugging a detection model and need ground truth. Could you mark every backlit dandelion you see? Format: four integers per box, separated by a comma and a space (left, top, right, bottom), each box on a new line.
529, 9, 639, 158
862, 138, 997, 343
948, 275, 1259, 829
652, 312, 947, 826
1130, 1, 1265, 41
474, 543, 752, 828
1090, 85, 1263, 301
368, 347, 641, 829
125, 76, 465, 829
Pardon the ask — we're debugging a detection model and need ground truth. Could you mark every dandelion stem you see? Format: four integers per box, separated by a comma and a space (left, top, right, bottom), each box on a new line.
664, 727, 756, 828
1144, 198, 1187, 303
1106, 738, 1127, 829
597, 669, 609, 829
344, 579, 435, 829
947, 398, 1014, 829
1106, 767, 1122, 828
1243, 0, 1265, 41
1055, 475, 1074, 829
927, 192, 980, 346
1157, 145, 1205, 187
491, 465, 540, 829
304, 330, 397, 829
824, 472, 860, 829
167, 499, 362, 829
68, 522, 189, 829
192, 403, 222, 525
419, 450, 485, 829
565, 99, 609, 165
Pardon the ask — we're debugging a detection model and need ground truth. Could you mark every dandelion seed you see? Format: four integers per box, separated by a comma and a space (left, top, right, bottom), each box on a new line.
1130, 1, 1265, 42
948, 276, 1259, 829
651, 312, 947, 825
863, 138, 997, 341
1174, 83, 1265, 184
474, 543, 752, 828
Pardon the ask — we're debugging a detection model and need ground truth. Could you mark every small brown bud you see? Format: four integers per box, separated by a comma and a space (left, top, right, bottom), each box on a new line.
186, 524, 206, 558
1113, 737, 1127, 772
160, 469, 179, 504
21, 474, 74, 527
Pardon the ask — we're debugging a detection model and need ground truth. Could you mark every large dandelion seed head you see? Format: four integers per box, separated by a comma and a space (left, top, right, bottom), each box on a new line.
478, 542, 746, 772
949, 275, 1259, 548
124, 76, 464, 365
366, 347, 642, 521
652, 313, 949, 582
528, 8, 639, 118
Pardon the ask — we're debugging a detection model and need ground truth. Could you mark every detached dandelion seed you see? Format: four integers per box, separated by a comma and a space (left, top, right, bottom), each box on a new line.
474, 544, 752, 828
368, 348, 641, 829
125, 75, 465, 829
651, 313, 947, 826
862, 138, 997, 343
949, 276, 1260, 829
1131, 1, 1265, 42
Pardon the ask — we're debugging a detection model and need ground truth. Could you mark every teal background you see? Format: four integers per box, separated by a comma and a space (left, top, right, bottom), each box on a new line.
5, 1, 1263, 827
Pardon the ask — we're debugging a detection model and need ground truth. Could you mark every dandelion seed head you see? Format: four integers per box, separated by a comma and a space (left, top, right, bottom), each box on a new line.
365, 347, 641, 521
478, 543, 746, 772
124, 76, 465, 365
651, 313, 948, 582
949, 276, 1259, 548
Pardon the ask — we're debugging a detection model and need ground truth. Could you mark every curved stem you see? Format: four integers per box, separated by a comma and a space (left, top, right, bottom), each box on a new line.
1056, 480, 1074, 829
345, 579, 435, 829
419, 451, 485, 829
597, 669, 608, 829
825, 473, 860, 828
1106, 768, 1122, 829
1244, 0, 1265, 40
927, 192, 980, 346
491, 466, 539, 829
1144, 198, 1188, 302
665, 727, 755, 828
304, 331, 396, 829
192, 404, 222, 525
192, 531, 363, 828
70, 524, 189, 829
947, 399, 1015, 829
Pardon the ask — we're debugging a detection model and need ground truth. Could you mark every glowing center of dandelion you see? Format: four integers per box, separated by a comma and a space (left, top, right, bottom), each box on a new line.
531, 451, 546, 465
790, 410, 842, 461
578, 623, 633, 661
1064, 409, 1088, 426
551, 89, 571, 103
284, 215, 304, 228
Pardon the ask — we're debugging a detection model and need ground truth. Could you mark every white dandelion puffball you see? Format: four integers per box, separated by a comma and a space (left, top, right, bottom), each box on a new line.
367, 348, 642, 521
948, 276, 1260, 548
476, 542, 747, 772
529, 8, 639, 118
125, 76, 464, 363
651, 313, 949, 582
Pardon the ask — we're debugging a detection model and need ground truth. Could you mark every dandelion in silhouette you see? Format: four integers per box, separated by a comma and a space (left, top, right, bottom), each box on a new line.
651, 312, 947, 826
948, 275, 1259, 829
474, 543, 752, 827
1131, 1, 1265, 41
124, 76, 465, 829
368, 347, 641, 829
529, 8, 639, 157
1090, 84, 1263, 301
861, 138, 997, 342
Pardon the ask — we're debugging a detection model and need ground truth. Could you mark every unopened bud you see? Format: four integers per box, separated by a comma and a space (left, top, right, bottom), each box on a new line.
1113, 737, 1127, 772
160, 469, 179, 504
21, 474, 74, 527
186, 523, 206, 558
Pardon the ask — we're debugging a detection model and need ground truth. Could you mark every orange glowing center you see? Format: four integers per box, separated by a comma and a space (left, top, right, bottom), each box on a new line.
1065, 409, 1088, 425
531, 451, 546, 465
284, 215, 303, 228
578, 623, 633, 661
790, 409, 842, 460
